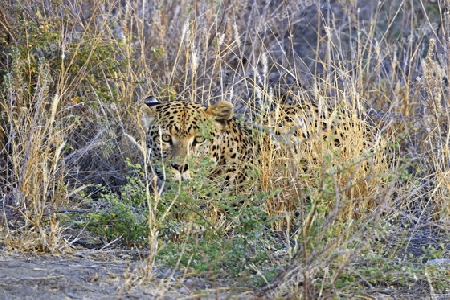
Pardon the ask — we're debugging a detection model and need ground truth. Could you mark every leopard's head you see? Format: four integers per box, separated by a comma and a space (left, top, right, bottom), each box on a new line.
141, 96, 234, 182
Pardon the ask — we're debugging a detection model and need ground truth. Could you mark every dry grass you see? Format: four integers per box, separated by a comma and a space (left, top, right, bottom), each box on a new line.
1, 55, 69, 250
1, 0, 450, 298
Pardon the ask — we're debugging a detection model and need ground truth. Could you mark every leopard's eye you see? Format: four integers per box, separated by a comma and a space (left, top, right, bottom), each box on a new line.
161, 134, 171, 142
194, 136, 205, 144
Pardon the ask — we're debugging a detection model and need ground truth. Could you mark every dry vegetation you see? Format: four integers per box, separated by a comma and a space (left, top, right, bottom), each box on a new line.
1, 0, 450, 298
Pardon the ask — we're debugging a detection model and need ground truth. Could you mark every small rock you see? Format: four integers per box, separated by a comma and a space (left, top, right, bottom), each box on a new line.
426, 258, 450, 265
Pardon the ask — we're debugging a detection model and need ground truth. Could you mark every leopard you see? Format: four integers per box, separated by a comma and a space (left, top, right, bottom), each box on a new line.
141, 96, 255, 192
141, 95, 386, 196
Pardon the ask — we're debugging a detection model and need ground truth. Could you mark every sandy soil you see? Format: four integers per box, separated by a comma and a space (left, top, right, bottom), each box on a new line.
0, 249, 257, 300
1, 207, 449, 299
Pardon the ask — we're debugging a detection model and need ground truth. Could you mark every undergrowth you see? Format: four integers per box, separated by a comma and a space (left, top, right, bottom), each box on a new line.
1, 0, 450, 298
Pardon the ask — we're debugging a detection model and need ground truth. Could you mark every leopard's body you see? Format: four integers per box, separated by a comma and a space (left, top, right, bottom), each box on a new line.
141, 96, 378, 192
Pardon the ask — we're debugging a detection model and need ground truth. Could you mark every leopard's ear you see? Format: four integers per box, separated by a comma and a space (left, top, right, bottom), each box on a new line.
142, 96, 161, 128
205, 101, 234, 122
143, 96, 160, 107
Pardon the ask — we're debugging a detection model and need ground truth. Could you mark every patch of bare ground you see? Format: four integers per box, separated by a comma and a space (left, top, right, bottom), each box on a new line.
1, 223, 449, 300
0, 249, 258, 300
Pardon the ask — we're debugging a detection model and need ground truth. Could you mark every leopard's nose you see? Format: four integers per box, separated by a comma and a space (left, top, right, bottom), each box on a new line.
171, 164, 189, 173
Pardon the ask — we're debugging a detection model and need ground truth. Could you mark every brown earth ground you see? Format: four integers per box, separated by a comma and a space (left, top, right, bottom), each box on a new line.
0, 249, 258, 299
1, 208, 449, 299
1, 234, 449, 300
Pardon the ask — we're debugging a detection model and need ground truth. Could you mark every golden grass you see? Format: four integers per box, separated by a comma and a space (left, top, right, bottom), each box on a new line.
1, 59, 69, 251
259, 97, 390, 229
1, 0, 450, 297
